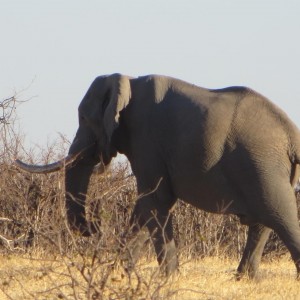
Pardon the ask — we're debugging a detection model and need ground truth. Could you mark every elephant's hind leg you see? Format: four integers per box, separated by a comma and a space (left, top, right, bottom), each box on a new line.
269, 213, 300, 278
271, 223, 300, 279
237, 224, 271, 279
261, 185, 300, 279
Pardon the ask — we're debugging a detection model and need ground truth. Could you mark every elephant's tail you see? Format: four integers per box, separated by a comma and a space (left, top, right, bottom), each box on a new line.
294, 135, 300, 165
290, 126, 300, 165
290, 142, 300, 188
292, 144, 300, 165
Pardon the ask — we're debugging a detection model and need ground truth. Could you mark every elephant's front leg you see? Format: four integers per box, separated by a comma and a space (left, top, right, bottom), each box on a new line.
145, 206, 178, 276
127, 195, 178, 276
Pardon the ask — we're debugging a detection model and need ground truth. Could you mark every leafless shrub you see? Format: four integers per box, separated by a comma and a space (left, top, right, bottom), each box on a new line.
2, 155, 294, 251
0, 96, 17, 125
0, 95, 300, 298
0, 95, 24, 161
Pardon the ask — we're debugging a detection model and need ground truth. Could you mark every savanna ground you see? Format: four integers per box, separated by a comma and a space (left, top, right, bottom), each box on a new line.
1, 95, 300, 299
1, 254, 300, 299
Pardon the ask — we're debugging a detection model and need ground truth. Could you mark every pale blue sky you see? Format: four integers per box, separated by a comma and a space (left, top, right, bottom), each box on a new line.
1, 0, 299, 147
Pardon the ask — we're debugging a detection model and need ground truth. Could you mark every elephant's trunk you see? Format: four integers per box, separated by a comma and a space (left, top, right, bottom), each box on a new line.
65, 143, 100, 236
65, 162, 96, 235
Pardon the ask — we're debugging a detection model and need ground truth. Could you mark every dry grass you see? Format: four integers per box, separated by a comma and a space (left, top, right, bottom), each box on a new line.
0, 254, 299, 299
1, 95, 300, 299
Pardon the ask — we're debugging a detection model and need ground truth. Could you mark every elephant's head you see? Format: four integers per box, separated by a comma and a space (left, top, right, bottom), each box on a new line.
15, 74, 131, 235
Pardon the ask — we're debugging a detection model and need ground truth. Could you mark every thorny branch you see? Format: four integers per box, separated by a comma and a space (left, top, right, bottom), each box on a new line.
0, 96, 17, 125
0, 95, 23, 160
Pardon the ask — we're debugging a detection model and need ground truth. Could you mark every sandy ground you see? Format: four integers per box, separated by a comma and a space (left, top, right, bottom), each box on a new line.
0, 254, 299, 299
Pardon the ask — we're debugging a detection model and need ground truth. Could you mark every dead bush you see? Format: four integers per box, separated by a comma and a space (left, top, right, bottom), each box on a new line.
1, 94, 300, 298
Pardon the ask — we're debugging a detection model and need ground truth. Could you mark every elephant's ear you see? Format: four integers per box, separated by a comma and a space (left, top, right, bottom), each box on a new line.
103, 74, 131, 141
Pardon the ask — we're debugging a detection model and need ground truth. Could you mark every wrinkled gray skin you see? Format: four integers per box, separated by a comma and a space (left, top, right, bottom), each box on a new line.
65, 74, 300, 278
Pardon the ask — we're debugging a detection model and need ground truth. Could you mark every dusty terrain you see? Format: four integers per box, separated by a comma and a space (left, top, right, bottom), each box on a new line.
0, 254, 299, 299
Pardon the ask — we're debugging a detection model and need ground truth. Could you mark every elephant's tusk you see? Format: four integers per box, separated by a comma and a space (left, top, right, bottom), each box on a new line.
14, 153, 80, 174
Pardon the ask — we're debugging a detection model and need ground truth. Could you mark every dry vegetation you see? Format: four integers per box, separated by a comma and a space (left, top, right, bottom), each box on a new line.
0, 95, 300, 299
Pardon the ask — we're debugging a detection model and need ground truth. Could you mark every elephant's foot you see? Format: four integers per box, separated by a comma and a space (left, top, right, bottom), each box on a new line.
236, 262, 258, 280
158, 240, 178, 277
295, 260, 300, 280
236, 270, 256, 281
69, 219, 99, 237
236, 224, 271, 280
120, 230, 149, 274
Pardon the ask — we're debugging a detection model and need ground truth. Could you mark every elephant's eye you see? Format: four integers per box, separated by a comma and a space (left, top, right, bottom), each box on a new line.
79, 115, 86, 123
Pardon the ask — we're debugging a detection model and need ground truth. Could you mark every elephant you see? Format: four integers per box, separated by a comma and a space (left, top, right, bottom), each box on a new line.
16, 73, 300, 278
